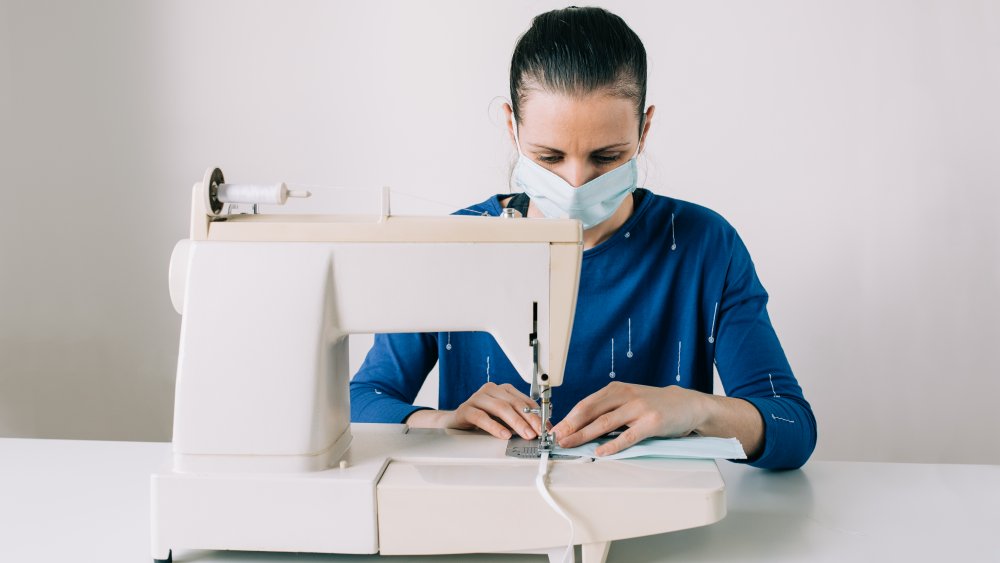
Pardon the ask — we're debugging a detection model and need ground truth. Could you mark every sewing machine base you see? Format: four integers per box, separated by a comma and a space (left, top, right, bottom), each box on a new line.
152, 467, 382, 557
152, 545, 611, 563
152, 424, 726, 562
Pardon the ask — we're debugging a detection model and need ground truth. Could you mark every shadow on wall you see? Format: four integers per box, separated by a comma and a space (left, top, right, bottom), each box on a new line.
0, 1, 179, 441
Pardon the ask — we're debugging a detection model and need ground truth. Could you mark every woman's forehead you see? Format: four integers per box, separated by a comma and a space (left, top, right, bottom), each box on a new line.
518, 90, 639, 151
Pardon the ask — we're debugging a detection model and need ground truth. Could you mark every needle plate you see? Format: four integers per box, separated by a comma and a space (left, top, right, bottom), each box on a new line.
505, 437, 581, 460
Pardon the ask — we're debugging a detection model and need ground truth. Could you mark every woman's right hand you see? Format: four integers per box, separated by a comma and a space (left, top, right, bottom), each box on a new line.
407, 383, 542, 440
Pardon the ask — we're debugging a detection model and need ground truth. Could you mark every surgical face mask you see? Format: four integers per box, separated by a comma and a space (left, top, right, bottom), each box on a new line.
512, 118, 640, 230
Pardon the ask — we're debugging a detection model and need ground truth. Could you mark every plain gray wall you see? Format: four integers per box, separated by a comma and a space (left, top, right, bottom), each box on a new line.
1, 0, 998, 464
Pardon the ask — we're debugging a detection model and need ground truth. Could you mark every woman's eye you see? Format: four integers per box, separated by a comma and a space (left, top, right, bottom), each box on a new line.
535, 154, 620, 165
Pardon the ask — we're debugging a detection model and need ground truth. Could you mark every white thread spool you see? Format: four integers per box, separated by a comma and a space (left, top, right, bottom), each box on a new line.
216, 183, 311, 205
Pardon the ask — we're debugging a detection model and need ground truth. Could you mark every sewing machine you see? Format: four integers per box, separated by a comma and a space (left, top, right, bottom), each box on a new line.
151, 168, 726, 563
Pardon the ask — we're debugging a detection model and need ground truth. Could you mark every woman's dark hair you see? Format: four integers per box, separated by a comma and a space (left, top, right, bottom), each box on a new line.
510, 6, 647, 133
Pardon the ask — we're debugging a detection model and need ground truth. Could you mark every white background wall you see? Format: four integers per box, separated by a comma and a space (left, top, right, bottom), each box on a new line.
1, 0, 998, 464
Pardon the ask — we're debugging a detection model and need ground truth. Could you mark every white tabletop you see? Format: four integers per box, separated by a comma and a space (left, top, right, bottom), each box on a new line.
1, 438, 998, 562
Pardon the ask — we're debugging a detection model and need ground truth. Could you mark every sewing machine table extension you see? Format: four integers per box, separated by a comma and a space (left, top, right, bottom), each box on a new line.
151, 169, 726, 563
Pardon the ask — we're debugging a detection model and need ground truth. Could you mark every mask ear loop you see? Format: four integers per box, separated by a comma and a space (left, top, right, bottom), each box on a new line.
509, 116, 524, 194
634, 112, 648, 159
632, 112, 648, 186
512, 115, 526, 157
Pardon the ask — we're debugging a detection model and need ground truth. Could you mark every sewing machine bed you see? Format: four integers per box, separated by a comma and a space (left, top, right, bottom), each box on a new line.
151, 423, 725, 562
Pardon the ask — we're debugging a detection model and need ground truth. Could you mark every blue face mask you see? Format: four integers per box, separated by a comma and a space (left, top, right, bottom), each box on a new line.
512, 118, 640, 230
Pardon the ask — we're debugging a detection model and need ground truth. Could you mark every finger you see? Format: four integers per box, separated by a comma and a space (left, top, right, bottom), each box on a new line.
514, 407, 543, 435
477, 381, 500, 394
497, 383, 538, 407
551, 384, 614, 438
464, 407, 513, 440
496, 384, 542, 433
472, 394, 537, 439
552, 384, 629, 444
559, 406, 636, 449
594, 426, 646, 457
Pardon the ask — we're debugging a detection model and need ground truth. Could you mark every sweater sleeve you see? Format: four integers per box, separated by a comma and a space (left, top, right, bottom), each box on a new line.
713, 233, 817, 470
350, 332, 439, 424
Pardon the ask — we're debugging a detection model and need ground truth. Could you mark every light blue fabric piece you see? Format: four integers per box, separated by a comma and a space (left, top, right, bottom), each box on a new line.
555, 436, 746, 460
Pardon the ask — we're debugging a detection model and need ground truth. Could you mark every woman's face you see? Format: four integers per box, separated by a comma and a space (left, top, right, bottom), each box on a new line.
507, 90, 655, 187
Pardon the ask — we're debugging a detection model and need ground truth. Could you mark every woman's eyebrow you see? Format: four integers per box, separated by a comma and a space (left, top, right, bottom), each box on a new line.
591, 142, 631, 152
528, 142, 631, 153
528, 143, 565, 153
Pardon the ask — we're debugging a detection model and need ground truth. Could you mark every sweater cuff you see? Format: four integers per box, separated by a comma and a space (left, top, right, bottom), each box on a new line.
738, 396, 811, 470
401, 406, 433, 424
351, 383, 430, 425
378, 401, 429, 425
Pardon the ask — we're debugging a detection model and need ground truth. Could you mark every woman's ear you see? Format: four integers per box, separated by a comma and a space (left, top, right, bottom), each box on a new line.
503, 102, 515, 146
639, 105, 656, 153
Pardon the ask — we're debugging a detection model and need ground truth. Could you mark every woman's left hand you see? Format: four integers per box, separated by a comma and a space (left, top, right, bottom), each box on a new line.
550, 382, 707, 457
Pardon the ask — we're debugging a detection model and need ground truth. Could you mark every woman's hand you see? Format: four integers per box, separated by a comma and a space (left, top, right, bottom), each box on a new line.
407, 382, 543, 440
550, 382, 706, 456
550, 381, 764, 458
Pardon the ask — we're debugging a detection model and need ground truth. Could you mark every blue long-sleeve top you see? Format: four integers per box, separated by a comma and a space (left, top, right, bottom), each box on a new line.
350, 189, 817, 470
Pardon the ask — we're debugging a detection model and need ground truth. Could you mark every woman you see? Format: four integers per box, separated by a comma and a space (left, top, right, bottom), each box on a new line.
351, 6, 816, 470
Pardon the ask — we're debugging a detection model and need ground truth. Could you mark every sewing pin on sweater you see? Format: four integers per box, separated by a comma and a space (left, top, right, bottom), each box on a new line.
708, 302, 718, 344
609, 338, 616, 379
675, 340, 682, 382
768, 373, 781, 398
627, 318, 634, 358
670, 213, 677, 251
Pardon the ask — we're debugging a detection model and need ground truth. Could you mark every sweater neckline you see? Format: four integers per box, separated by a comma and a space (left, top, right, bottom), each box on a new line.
486, 188, 656, 260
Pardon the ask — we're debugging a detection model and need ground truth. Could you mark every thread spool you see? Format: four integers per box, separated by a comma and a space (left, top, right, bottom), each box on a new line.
216, 183, 311, 206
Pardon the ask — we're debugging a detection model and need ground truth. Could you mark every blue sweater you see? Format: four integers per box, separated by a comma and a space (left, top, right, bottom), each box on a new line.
350, 189, 817, 469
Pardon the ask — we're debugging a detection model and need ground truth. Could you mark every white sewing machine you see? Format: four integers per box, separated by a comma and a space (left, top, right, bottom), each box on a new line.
151, 168, 726, 563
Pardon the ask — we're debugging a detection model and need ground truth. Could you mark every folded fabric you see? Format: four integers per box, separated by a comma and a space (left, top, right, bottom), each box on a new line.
554, 435, 746, 460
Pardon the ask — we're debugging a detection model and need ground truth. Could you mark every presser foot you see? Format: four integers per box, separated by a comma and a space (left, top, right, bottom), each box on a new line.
505, 437, 581, 460
153, 549, 172, 563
